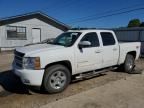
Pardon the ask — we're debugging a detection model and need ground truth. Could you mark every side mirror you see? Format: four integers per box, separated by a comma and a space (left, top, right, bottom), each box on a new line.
78, 41, 91, 49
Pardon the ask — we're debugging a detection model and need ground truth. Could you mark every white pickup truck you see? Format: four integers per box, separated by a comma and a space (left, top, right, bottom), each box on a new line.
13, 30, 141, 93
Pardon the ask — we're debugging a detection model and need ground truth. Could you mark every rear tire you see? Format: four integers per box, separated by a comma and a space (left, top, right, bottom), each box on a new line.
122, 54, 135, 73
42, 64, 71, 93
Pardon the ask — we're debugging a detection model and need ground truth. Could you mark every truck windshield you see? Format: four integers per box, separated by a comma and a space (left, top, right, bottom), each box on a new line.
51, 32, 81, 47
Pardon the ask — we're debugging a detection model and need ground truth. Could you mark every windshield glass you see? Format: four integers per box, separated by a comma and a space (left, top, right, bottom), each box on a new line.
51, 32, 81, 47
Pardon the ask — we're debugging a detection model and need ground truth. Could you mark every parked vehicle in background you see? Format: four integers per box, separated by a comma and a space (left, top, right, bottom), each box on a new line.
12, 29, 141, 93
25, 38, 55, 46
113, 27, 144, 57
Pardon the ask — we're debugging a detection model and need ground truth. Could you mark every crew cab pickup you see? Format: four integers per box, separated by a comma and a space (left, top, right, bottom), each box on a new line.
12, 30, 141, 93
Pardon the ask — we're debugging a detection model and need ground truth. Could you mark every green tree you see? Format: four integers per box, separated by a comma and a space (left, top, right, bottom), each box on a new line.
128, 19, 141, 28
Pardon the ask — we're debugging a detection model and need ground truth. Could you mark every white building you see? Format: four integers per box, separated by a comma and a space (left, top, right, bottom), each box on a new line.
0, 12, 70, 51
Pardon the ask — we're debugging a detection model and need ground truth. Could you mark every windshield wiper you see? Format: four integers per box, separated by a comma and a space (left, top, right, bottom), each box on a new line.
47, 42, 63, 46
25, 42, 46, 46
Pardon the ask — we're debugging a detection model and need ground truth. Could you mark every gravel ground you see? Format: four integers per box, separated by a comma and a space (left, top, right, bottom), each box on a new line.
0, 53, 144, 108
42, 73, 144, 108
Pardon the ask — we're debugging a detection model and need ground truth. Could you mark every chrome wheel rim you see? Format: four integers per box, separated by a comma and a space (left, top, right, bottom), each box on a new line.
126, 58, 133, 70
49, 71, 66, 89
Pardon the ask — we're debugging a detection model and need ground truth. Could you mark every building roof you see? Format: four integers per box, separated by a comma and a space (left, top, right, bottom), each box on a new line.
0, 11, 71, 31
113, 27, 144, 31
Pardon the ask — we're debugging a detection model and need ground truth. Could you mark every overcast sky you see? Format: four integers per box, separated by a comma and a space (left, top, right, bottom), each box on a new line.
0, 0, 144, 28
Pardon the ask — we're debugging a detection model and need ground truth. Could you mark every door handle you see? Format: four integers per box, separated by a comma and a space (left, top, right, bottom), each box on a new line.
95, 50, 101, 53
113, 48, 118, 51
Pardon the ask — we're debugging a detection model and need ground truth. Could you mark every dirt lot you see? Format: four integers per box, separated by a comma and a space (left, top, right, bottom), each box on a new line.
0, 52, 144, 108
42, 74, 144, 108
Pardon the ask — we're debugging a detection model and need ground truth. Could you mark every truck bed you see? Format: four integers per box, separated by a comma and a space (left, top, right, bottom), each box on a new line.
118, 42, 141, 64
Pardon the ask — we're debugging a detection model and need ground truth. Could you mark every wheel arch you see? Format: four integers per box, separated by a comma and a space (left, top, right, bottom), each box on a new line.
44, 60, 72, 75
127, 51, 136, 59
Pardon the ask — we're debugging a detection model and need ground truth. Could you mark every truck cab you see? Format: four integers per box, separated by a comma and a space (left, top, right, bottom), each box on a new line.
13, 29, 140, 93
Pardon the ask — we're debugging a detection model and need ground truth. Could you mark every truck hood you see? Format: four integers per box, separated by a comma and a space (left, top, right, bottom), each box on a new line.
16, 43, 64, 55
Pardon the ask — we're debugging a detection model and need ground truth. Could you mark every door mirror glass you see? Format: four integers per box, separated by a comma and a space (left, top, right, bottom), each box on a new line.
78, 41, 91, 48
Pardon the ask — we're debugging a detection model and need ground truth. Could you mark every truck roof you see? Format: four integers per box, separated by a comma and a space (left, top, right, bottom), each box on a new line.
68, 29, 113, 33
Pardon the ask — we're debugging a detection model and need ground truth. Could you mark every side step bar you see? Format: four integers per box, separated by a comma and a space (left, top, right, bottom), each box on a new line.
74, 67, 117, 81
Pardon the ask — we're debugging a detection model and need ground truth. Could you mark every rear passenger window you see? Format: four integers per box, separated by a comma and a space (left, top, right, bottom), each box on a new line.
101, 32, 115, 46
81, 32, 99, 47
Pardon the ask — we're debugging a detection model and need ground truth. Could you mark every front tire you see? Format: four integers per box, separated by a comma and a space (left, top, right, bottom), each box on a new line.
42, 64, 71, 93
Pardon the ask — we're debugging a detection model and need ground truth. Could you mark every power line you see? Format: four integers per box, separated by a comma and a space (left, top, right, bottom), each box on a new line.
38, 1, 144, 24
68, 7, 144, 24
67, 3, 144, 23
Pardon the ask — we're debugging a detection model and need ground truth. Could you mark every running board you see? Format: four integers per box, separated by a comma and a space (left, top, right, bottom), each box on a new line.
74, 67, 117, 81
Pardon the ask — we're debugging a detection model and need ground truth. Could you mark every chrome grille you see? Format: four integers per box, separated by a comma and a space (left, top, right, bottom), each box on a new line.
14, 51, 25, 68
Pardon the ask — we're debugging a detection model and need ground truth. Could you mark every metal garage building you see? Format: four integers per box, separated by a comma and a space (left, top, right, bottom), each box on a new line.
113, 27, 144, 56
0, 12, 70, 51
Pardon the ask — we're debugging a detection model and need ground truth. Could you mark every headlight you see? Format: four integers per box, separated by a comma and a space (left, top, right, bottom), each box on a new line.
23, 57, 40, 70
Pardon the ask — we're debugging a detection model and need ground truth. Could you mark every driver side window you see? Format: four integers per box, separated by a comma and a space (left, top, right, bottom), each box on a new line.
81, 32, 100, 48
